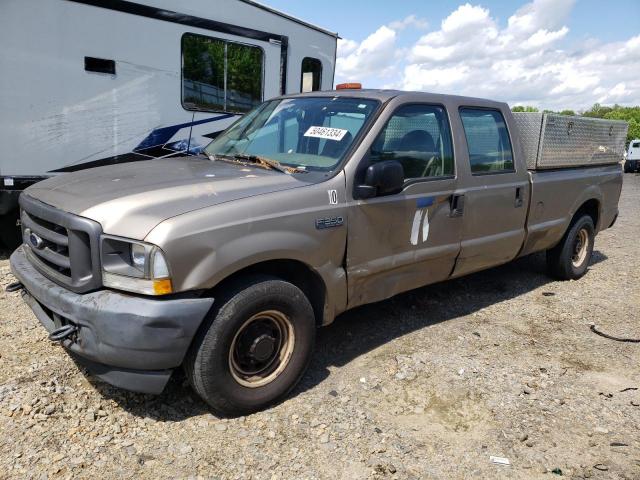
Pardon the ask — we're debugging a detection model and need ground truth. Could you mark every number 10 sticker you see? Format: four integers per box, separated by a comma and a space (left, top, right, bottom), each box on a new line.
328, 190, 338, 205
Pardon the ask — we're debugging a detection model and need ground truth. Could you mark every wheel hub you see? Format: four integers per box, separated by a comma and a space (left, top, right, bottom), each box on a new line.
250, 334, 277, 362
571, 228, 589, 267
229, 310, 295, 388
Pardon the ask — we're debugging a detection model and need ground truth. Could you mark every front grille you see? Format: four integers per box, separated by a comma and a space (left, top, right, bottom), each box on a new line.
20, 194, 102, 293
22, 210, 72, 278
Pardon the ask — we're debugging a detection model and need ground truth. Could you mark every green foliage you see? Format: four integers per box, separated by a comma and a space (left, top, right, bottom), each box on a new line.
226, 43, 262, 110
182, 35, 224, 91
511, 105, 539, 112
182, 34, 262, 113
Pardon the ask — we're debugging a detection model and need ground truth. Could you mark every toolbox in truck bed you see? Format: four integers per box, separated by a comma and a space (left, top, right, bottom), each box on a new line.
513, 112, 628, 170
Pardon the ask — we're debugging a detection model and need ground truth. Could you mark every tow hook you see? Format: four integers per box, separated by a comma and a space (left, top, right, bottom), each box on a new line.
5, 281, 24, 293
49, 324, 78, 342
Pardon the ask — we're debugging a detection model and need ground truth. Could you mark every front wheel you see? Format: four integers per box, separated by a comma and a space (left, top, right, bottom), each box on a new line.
185, 275, 316, 416
546, 214, 595, 280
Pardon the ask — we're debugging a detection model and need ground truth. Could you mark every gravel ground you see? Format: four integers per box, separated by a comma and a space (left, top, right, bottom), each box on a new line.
1, 175, 639, 480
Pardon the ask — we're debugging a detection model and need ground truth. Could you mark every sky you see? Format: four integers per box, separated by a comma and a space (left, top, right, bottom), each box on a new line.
265, 0, 640, 111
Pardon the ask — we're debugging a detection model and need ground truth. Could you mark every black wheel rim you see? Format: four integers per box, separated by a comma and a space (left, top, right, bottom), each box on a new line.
228, 310, 295, 388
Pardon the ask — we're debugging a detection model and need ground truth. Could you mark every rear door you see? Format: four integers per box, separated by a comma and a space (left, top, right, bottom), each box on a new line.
451, 107, 529, 277
345, 103, 463, 308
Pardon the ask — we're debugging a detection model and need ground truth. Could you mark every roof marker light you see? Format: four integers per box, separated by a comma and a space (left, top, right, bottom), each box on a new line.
336, 83, 362, 90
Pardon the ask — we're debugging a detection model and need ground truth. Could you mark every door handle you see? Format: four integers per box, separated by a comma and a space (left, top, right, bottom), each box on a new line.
515, 187, 524, 208
450, 194, 465, 217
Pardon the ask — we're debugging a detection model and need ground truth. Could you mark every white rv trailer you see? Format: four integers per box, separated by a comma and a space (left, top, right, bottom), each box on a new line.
0, 0, 338, 245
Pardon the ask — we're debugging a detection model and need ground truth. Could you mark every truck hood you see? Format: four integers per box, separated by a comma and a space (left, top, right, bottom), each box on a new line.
25, 157, 311, 239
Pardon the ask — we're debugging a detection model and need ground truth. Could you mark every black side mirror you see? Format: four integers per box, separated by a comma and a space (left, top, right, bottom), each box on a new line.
355, 160, 404, 199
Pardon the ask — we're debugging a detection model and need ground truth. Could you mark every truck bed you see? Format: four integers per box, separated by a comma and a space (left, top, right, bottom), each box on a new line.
520, 164, 622, 257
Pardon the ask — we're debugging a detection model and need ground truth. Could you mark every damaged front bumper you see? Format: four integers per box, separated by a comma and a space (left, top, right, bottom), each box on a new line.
10, 246, 213, 394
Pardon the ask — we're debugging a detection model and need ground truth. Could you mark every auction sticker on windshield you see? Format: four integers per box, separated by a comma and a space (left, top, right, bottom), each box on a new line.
304, 126, 348, 141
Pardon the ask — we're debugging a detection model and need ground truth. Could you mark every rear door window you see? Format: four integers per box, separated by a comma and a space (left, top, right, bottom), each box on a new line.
460, 108, 514, 174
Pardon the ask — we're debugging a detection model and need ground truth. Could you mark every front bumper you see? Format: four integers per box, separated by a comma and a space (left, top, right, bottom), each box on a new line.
10, 246, 214, 394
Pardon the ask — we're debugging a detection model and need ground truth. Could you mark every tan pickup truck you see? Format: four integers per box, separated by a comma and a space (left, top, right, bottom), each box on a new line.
9, 89, 628, 415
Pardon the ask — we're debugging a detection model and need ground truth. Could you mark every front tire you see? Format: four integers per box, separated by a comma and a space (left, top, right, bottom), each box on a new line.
546, 214, 595, 280
185, 275, 315, 416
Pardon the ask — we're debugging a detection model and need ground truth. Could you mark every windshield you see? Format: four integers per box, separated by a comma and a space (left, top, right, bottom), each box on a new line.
204, 97, 379, 172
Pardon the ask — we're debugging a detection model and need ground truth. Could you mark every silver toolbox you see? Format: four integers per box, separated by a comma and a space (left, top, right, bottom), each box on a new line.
512, 112, 628, 170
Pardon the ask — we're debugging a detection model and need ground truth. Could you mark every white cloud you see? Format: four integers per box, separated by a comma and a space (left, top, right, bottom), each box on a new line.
441, 3, 491, 34
335, 26, 398, 81
506, 0, 575, 36
598, 82, 634, 104
389, 14, 428, 31
521, 26, 568, 49
334, 0, 639, 110
402, 65, 469, 90
337, 38, 358, 57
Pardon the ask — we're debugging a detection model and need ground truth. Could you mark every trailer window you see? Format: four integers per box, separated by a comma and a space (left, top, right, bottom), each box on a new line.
182, 33, 263, 113
301, 58, 322, 92
369, 104, 454, 180
460, 108, 514, 174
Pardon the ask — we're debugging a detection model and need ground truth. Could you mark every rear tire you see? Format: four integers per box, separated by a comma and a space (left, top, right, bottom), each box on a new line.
185, 275, 315, 416
546, 214, 595, 280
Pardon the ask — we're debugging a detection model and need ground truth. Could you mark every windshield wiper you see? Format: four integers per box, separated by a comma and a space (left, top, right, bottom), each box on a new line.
208, 153, 305, 174
233, 154, 293, 174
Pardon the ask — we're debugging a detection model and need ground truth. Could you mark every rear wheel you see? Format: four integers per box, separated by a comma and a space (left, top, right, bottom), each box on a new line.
546, 214, 595, 280
185, 275, 315, 416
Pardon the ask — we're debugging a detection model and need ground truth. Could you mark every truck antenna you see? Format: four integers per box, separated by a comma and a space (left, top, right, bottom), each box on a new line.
186, 111, 195, 155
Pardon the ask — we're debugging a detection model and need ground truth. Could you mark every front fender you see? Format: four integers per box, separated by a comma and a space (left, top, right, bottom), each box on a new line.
146, 174, 349, 321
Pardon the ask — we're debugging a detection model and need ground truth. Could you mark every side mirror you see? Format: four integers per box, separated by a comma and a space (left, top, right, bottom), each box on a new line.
355, 160, 404, 199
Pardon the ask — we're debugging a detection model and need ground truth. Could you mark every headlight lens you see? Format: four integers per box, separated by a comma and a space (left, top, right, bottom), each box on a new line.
131, 243, 146, 271
100, 236, 173, 295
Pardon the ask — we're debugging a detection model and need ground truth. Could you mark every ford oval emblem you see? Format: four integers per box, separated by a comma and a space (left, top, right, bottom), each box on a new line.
29, 232, 44, 250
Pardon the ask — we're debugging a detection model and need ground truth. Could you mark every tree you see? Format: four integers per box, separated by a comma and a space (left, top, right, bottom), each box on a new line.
511, 105, 539, 112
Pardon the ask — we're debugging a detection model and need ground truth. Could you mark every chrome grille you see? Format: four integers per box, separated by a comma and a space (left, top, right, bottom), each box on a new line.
19, 194, 102, 293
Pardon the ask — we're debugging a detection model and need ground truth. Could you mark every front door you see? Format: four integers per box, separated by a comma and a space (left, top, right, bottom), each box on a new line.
346, 103, 463, 308
452, 107, 529, 277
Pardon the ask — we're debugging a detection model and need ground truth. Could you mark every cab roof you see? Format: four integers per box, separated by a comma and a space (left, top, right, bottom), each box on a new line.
280, 89, 508, 109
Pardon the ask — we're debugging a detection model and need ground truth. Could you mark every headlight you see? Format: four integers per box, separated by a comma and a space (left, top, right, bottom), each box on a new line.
100, 236, 173, 295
